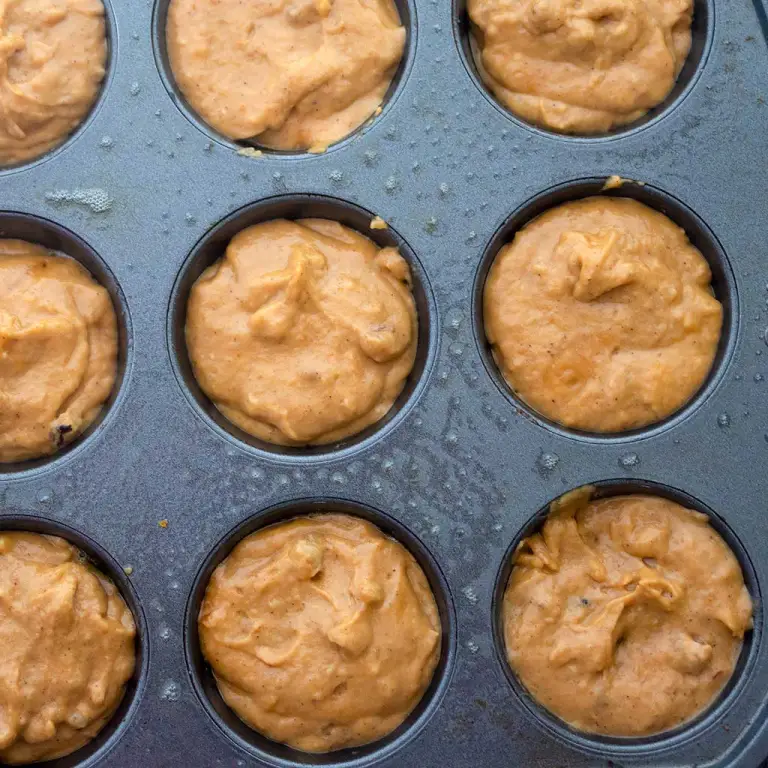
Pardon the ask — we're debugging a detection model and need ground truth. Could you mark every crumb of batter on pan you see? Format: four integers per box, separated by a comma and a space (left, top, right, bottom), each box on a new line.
370, 216, 388, 230
602, 175, 647, 191
602, 175, 625, 190
237, 147, 263, 158
158, 519, 169, 529
123, 565, 134, 575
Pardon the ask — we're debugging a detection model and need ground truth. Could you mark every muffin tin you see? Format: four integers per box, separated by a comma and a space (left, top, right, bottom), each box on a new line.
1, 0, 767, 766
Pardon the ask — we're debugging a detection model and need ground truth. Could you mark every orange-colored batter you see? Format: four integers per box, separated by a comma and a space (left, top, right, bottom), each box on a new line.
0, 240, 118, 463
0, 0, 107, 166
468, 0, 693, 134
484, 197, 722, 432
503, 488, 753, 736
186, 219, 417, 446
0, 532, 136, 764
166, 0, 405, 151
199, 514, 441, 752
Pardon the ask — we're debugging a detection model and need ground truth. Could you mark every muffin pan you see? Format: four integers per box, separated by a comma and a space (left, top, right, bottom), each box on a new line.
1, 0, 768, 766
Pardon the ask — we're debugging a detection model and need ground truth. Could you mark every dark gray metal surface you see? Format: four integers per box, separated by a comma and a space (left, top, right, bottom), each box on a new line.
0, 0, 767, 766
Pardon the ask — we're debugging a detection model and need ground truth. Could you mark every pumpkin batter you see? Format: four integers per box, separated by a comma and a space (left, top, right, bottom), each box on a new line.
0, 532, 136, 764
166, 0, 405, 152
0, 0, 107, 166
186, 219, 417, 447
503, 488, 753, 736
0, 239, 118, 463
467, 0, 693, 134
483, 197, 722, 433
199, 514, 441, 752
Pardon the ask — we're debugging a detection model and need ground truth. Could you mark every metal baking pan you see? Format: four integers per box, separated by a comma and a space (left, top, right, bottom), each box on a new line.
1, 0, 767, 765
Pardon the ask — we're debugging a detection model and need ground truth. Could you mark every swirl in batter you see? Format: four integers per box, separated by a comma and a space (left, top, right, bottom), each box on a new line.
167, 0, 405, 151
484, 197, 722, 433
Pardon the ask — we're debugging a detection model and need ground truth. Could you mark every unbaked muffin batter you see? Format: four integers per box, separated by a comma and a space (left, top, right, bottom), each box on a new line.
467, 0, 693, 134
503, 488, 753, 736
166, 0, 405, 152
0, 240, 118, 463
0, 0, 107, 166
484, 197, 722, 433
199, 514, 441, 752
0, 532, 136, 764
186, 219, 417, 446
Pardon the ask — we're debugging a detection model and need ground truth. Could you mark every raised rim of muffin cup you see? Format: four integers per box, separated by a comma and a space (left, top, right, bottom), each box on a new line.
451, 0, 714, 142
0, 0, 117, 176
167, 193, 437, 463
0, 513, 149, 768
183, 497, 457, 768
470, 177, 739, 444
491, 479, 762, 759
150, 0, 418, 158
0, 212, 133, 479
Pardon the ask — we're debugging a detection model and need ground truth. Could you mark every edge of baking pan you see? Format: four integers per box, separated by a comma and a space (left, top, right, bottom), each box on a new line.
752, 0, 768, 40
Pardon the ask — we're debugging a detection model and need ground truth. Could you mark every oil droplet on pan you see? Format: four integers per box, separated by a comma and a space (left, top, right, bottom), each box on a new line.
160, 681, 181, 702
537, 452, 560, 473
